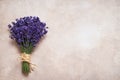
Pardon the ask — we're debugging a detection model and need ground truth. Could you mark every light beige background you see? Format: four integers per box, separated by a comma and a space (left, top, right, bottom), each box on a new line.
0, 0, 120, 80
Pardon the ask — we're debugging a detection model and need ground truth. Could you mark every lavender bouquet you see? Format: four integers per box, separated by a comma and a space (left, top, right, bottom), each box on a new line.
8, 16, 48, 75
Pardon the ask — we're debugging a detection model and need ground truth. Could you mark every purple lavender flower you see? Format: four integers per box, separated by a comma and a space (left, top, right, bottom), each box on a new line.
8, 16, 48, 75
8, 16, 48, 53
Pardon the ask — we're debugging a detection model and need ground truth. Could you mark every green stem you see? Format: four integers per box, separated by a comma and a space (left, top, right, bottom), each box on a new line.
22, 61, 30, 75
20, 43, 33, 75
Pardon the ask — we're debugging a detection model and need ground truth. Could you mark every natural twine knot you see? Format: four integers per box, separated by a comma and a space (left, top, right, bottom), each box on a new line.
19, 53, 36, 72
20, 53, 31, 63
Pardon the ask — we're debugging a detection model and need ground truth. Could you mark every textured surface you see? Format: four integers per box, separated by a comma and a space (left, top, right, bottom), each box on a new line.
0, 0, 120, 80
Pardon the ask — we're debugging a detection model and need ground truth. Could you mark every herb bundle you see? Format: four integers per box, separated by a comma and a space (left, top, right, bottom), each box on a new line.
8, 16, 48, 75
